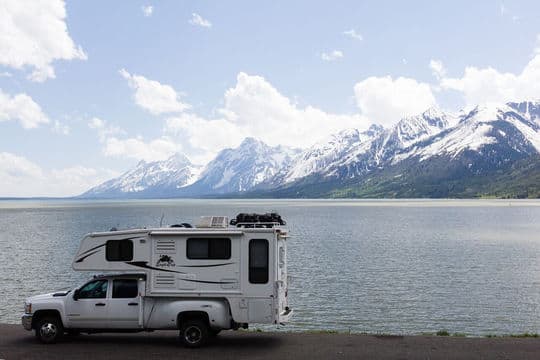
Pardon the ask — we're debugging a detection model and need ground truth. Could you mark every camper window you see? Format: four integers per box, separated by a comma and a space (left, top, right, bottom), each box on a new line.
112, 279, 138, 298
249, 239, 269, 284
186, 238, 231, 259
106, 239, 133, 261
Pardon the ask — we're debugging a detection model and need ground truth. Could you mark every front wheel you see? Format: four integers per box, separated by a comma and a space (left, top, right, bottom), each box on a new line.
180, 320, 209, 348
35, 316, 64, 344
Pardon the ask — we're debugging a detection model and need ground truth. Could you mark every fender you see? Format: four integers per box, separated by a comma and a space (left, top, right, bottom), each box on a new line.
144, 297, 232, 330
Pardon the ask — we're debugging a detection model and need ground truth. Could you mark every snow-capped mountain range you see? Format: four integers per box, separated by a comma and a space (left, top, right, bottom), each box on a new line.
81, 100, 540, 198
83, 153, 202, 198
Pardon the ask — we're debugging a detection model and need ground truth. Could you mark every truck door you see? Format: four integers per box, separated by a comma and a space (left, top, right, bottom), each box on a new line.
107, 279, 141, 329
65, 279, 109, 328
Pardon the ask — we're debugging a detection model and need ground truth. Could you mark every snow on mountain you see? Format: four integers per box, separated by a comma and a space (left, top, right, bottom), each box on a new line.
370, 107, 457, 163
276, 107, 455, 184
394, 102, 540, 162
277, 126, 383, 184
190, 137, 301, 194
82, 153, 201, 197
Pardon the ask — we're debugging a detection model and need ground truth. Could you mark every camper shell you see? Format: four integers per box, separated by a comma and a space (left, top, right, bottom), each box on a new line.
71, 214, 291, 325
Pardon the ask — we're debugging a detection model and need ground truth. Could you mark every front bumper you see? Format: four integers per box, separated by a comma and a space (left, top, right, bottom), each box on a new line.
21, 314, 33, 331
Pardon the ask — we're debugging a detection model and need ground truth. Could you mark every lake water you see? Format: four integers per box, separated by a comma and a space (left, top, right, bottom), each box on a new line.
0, 199, 539, 335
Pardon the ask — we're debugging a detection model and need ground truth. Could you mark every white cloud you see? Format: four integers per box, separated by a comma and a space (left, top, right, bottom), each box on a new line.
189, 13, 212, 28
89, 116, 176, 162
142, 5, 153, 17
321, 50, 344, 62
429, 59, 446, 80
52, 120, 70, 135
0, 89, 50, 129
119, 69, 190, 115
535, 34, 540, 54
0, 152, 119, 197
439, 54, 540, 106
162, 72, 367, 163
0, 152, 43, 180
103, 136, 181, 162
343, 29, 363, 41
88, 117, 124, 141
48, 166, 120, 196
353, 76, 436, 126
165, 114, 247, 164
0, 0, 87, 82
0, 72, 12, 78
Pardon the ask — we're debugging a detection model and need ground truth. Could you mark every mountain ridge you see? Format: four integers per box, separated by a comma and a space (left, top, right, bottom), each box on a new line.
80, 100, 540, 199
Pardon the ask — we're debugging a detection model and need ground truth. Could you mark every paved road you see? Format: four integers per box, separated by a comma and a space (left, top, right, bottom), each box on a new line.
1, 324, 539, 360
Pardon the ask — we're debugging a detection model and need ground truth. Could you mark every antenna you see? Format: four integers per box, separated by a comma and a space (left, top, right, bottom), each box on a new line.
159, 213, 165, 227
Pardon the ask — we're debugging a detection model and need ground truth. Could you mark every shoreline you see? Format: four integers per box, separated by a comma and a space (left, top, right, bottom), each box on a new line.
1, 321, 537, 339
1, 324, 539, 360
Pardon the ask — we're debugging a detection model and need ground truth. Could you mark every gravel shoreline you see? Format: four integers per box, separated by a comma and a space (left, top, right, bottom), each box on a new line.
1, 323, 539, 359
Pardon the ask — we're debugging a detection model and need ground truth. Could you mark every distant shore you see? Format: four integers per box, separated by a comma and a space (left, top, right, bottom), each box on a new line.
1, 324, 539, 360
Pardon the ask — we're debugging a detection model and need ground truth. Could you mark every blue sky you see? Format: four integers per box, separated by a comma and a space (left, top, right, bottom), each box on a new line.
1, 0, 540, 196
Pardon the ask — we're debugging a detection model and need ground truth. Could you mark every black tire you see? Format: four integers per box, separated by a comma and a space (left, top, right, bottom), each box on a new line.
179, 319, 209, 348
35, 316, 63, 344
210, 328, 221, 336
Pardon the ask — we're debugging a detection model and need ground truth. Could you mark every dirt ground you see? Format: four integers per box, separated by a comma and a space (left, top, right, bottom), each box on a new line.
1, 323, 539, 360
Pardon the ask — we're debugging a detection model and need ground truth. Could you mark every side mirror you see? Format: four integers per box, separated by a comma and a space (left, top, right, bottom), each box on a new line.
73, 289, 80, 301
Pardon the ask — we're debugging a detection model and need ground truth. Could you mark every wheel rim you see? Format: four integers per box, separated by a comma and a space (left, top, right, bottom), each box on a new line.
184, 326, 202, 344
40, 322, 57, 340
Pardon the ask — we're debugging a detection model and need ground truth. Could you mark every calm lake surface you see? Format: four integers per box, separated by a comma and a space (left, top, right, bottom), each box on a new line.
0, 199, 539, 335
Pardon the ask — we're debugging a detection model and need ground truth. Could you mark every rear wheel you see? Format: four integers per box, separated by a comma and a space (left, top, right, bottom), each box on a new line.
180, 319, 209, 348
35, 316, 63, 344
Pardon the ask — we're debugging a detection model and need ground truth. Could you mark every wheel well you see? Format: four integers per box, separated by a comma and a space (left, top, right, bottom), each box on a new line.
177, 311, 209, 329
32, 310, 63, 329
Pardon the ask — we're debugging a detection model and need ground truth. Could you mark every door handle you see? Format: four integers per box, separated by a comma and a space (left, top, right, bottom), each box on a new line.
128, 302, 138, 306
95, 303, 106, 306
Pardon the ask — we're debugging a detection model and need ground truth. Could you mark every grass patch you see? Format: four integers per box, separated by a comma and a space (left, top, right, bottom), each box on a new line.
436, 330, 450, 336
305, 329, 340, 334
509, 333, 539, 338
485, 333, 539, 338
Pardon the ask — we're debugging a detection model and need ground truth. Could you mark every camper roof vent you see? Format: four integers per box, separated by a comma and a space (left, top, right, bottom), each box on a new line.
230, 213, 286, 228
196, 216, 229, 228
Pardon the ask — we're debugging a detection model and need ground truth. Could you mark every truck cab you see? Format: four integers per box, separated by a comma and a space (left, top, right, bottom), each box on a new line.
23, 273, 233, 346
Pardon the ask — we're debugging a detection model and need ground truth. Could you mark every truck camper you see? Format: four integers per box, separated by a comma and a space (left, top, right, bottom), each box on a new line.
21, 213, 292, 347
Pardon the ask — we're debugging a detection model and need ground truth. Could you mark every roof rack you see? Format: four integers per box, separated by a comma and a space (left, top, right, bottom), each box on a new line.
230, 213, 286, 228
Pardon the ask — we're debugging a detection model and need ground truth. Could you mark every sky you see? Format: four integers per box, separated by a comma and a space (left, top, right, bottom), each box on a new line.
1, 0, 540, 197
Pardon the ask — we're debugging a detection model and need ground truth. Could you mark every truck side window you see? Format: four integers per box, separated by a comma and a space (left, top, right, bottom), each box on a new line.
112, 279, 138, 298
249, 239, 269, 284
106, 239, 133, 261
78, 280, 108, 299
186, 238, 231, 259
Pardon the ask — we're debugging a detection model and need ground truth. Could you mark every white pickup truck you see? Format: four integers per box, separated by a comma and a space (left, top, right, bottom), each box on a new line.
21, 213, 293, 347
22, 273, 237, 347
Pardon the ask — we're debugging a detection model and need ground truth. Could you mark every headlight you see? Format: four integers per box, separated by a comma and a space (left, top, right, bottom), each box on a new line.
24, 303, 32, 314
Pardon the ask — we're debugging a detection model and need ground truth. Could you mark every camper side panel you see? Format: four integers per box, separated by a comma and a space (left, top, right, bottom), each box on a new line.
147, 234, 242, 296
